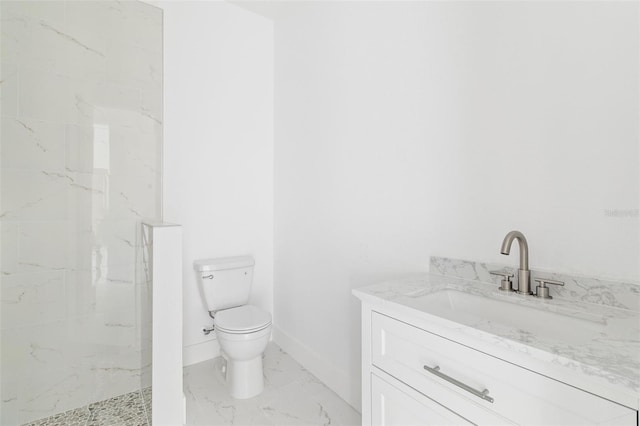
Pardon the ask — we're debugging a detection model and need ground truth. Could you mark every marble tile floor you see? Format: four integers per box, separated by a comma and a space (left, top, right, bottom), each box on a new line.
184, 343, 361, 426
22, 343, 360, 426
22, 388, 152, 426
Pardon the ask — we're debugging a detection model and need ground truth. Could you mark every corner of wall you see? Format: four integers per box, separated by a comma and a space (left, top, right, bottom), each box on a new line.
183, 339, 221, 368
272, 326, 361, 413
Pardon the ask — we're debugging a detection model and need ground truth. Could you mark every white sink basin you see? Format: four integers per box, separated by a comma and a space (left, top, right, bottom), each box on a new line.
399, 289, 605, 345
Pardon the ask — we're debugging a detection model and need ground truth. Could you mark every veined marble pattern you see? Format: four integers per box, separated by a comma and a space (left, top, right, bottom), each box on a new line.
21, 388, 151, 426
1, 1, 162, 424
353, 273, 640, 408
184, 343, 361, 426
430, 256, 640, 312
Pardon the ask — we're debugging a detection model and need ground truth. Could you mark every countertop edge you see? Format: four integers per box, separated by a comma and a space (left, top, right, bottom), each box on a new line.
352, 279, 640, 411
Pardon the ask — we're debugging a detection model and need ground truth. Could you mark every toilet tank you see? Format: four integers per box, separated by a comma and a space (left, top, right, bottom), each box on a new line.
194, 256, 255, 312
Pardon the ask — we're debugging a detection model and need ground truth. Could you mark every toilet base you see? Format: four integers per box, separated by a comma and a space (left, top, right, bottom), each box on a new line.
226, 355, 264, 399
215, 320, 272, 399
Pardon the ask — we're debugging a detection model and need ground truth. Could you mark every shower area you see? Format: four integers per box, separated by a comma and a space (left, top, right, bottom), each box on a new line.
0, 1, 162, 425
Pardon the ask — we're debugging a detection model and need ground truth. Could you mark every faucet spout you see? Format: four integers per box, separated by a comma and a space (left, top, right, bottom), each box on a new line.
500, 230, 529, 270
500, 230, 531, 295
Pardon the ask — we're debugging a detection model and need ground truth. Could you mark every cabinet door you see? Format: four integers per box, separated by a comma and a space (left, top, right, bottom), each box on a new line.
372, 312, 637, 425
371, 373, 472, 426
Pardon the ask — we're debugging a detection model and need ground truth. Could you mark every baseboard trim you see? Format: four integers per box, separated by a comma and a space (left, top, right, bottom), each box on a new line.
183, 339, 220, 367
272, 326, 361, 412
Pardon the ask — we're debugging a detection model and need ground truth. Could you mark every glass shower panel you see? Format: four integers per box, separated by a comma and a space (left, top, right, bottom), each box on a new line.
0, 1, 162, 424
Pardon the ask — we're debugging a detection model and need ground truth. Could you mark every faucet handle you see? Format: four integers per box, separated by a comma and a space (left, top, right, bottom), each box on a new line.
533, 278, 565, 299
490, 270, 514, 292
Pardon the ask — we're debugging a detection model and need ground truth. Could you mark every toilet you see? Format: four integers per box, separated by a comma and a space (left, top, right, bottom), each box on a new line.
193, 256, 272, 399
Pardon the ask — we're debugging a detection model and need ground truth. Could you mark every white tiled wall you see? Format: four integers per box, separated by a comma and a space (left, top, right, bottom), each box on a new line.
0, 1, 162, 424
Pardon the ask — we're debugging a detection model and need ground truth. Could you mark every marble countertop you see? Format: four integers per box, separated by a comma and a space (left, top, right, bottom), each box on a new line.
353, 273, 640, 410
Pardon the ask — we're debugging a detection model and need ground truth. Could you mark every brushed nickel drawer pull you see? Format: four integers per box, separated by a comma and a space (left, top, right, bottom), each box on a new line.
423, 365, 494, 403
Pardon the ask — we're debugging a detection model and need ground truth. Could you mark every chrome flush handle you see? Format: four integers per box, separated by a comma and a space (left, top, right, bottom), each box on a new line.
203, 274, 214, 279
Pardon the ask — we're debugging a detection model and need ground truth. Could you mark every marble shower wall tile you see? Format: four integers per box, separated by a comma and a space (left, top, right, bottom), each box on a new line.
0, 62, 19, 117
109, 125, 162, 174
14, 320, 96, 421
0, 222, 21, 274
9, 317, 144, 424
1, 1, 162, 424
0, 270, 66, 329
1, 328, 21, 425
107, 1, 162, 53
139, 224, 153, 392
430, 256, 640, 312
67, 79, 142, 127
18, 68, 70, 122
0, 1, 67, 75
0, 221, 71, 276
105, 40, 162, 90
0, 169, 70, 221
0, 117, 66, 171
141, 84, 163, 124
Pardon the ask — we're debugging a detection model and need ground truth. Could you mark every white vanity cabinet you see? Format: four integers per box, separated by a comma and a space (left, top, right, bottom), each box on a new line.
371, 371, 473, 425
360, 306, 638, 426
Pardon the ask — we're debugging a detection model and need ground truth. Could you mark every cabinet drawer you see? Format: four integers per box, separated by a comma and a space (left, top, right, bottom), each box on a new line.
371, 371, 473, 426
372, 311, 637, 425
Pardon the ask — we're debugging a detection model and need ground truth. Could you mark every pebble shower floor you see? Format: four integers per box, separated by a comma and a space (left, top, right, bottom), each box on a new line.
22, 387, 152, 426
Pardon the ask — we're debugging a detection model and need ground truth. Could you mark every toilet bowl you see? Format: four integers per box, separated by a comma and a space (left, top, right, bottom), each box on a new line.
194, 256, 272, 399
214, 304, 272, 399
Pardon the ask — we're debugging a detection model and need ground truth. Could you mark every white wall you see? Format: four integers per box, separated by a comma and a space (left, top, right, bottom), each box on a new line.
161, 1, 274, 365
158, 0, 638, 413
269, 1, 639, 410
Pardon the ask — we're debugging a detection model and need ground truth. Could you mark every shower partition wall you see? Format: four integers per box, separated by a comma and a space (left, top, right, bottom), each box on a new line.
0, 1, 162, 424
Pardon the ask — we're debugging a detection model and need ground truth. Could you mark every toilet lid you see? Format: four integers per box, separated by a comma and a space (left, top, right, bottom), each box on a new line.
214, 305, 272, 333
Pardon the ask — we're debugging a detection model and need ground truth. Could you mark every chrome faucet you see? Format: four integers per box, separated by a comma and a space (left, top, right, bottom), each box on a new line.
500, 230, 532, 295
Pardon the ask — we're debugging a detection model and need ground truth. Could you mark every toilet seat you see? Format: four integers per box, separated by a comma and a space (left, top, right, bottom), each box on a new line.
214, 305, 272, 334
